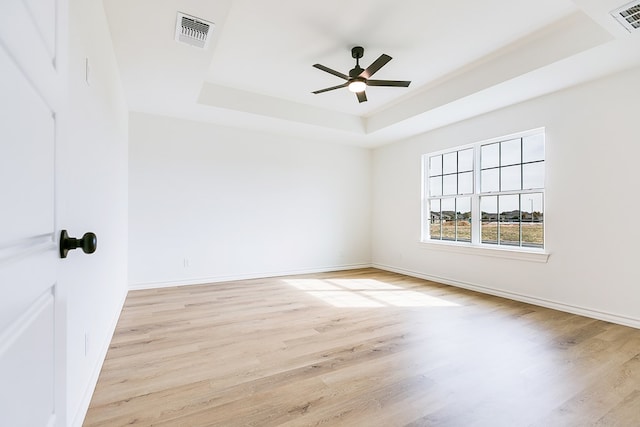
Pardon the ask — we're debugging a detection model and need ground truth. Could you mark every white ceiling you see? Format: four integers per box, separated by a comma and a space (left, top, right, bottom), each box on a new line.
103, 0, 640, 147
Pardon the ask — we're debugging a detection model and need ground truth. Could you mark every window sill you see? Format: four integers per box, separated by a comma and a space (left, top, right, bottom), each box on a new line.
419, 240, 550, 263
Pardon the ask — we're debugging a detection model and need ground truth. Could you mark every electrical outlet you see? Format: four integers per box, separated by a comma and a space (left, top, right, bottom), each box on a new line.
183, 258, 190, 268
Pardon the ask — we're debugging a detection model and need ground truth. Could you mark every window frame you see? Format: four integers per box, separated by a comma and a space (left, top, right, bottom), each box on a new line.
421, 128, 548, 261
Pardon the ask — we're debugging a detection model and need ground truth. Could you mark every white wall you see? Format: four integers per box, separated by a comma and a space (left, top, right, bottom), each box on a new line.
60, 0, 128, 425
128, 113, 371, 287
372, 66, 640, 327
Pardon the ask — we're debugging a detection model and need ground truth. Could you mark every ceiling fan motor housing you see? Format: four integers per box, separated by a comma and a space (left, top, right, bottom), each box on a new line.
349, 67, 364, 78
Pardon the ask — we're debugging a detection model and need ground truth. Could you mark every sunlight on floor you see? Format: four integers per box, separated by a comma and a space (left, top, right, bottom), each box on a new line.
284, 278, 460, 308
308, 291, 385, 307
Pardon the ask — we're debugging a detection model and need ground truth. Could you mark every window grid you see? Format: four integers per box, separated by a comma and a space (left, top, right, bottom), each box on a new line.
427, 148, 473, 243
480, 139, 545, 194
424, 132, 544, 249
428, 197, 472, 243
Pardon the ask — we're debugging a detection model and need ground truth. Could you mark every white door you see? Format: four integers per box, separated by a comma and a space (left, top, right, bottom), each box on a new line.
0, 0, 68, 425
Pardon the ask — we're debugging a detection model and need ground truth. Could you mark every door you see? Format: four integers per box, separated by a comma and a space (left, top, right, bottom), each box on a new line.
0, 0, 68, 425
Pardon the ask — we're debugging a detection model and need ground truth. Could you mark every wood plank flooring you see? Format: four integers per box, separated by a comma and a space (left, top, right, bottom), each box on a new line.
84, 268, 640, 426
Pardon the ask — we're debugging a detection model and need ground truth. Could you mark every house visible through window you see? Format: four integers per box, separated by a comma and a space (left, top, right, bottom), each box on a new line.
423, 130, 545, 249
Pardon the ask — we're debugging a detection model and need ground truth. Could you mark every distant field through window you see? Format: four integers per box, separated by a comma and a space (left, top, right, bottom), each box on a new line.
423, 130, 545, 250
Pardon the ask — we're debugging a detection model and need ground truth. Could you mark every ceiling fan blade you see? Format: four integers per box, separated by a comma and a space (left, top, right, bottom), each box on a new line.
359, 54, 392, 79
312, 82, 349, 94
356, 91, 367, 103
367, 79, 411, 87
313, 64, 349, 80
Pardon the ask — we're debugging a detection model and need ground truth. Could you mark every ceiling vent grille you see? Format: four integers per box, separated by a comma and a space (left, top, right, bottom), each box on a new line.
611, 1, 640, 32
175, 12, 214, 48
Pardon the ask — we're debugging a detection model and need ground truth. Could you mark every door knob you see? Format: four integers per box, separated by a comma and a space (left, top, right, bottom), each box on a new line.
60, 230, 97, 258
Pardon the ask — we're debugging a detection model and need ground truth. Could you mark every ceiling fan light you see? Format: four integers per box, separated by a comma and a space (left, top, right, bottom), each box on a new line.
348, 80, 367, 93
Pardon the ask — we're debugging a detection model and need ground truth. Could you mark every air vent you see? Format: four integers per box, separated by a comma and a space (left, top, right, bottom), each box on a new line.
175, 12, 214, 48
611, 1, 640, 32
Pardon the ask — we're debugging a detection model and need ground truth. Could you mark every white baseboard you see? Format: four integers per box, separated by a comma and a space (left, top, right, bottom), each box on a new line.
128, 263, 373, 291
373, 263, 640, 330
71, 287, 129, 427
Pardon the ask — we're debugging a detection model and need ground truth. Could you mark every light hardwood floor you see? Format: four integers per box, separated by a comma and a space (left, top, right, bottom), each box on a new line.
84, 268, 640, 426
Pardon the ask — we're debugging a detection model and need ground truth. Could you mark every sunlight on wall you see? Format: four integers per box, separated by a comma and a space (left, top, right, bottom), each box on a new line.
284, 278, 460, 308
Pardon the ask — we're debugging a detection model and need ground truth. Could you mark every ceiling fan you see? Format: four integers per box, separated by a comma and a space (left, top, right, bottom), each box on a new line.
312, 46, 411, 103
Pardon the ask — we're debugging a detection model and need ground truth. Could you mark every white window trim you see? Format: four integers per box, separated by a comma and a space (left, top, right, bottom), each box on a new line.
419, 239, 549, 263
421, 128, 548, 260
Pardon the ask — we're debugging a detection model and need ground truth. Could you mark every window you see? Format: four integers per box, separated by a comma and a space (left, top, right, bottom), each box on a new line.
423, 130, 545, 250
427, 148, 473, 243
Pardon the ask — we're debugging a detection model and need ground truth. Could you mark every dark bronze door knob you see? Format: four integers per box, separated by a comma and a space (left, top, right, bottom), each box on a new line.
60, 230, 97, 258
